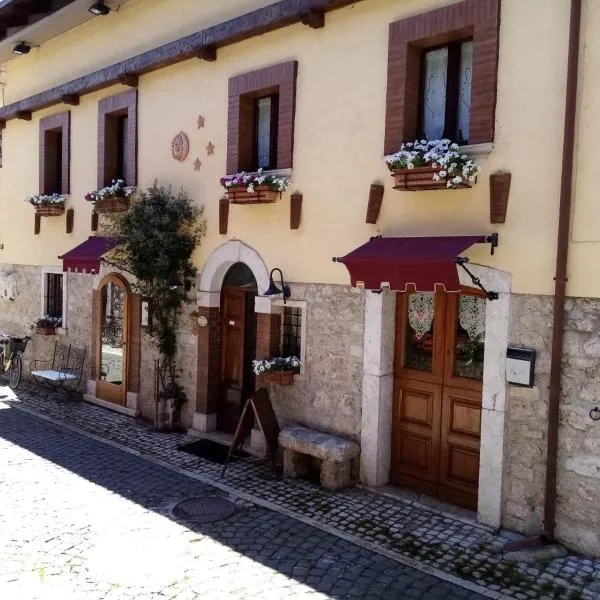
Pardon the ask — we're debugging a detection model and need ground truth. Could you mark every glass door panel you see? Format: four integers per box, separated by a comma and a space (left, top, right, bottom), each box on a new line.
96, 277, 128, 404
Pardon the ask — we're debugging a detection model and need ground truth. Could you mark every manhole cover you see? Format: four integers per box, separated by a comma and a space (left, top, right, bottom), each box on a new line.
172, 496, 235, 523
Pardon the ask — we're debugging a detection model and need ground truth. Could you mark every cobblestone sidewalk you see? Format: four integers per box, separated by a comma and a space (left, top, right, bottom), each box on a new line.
2, 383, 599, 600
1, 406, 492, 599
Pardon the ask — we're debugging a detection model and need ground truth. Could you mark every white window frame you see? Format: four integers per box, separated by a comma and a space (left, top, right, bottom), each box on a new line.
40, 266, 68, 334
273, 298, 307, 375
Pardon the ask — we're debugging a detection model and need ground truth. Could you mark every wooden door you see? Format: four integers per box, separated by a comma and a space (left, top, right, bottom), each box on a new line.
391, 289, 485, 509
96, 274, 129, 405
218, 287, 246, 433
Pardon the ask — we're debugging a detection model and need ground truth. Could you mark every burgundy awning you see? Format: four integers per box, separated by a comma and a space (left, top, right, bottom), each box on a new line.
335, 236, 490, 292
59, 236, 121, 274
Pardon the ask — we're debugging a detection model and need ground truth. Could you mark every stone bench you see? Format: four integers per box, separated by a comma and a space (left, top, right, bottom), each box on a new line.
279, 425, 360, 491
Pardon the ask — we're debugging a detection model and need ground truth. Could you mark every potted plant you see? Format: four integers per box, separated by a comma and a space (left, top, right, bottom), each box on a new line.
252, 356, 301, 385
385, 139, 480, 191
26, 193, 66, 216
85, 179, 136, 214
32, 316, 62, 336
220, 169, 291, 204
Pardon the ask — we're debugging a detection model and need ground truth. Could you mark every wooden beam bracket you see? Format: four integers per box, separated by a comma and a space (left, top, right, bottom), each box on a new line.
365, 183, 384, 224
300, 9, 325, 29
16, 111, 32, 121
290, 193, 302, 229
118, 73, 139, 88
219, 196, 229, 234
61, 94, 80, 106
66, 208, 74, 234
195, 44, 217, 62
490, 170, 511, 224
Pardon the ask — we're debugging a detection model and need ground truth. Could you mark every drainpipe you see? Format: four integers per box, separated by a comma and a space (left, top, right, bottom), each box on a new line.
543, 0, 582, 543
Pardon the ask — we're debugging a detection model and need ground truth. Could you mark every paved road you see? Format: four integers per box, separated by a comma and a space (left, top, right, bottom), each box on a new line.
0, 405, 486, 599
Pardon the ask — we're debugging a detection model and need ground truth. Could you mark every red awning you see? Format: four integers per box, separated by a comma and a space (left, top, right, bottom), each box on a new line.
336, 236, 490, 292
59, 236, 121, 274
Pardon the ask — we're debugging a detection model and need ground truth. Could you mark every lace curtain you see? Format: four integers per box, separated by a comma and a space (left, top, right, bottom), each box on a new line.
459, 295, 486, 340
408, 293, 435, 339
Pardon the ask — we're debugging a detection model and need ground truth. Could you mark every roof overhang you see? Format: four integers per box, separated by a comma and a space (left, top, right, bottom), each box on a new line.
0, 0, 128, 64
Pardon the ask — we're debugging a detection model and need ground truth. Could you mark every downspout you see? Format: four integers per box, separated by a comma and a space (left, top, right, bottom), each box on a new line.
543, 0, 582, 543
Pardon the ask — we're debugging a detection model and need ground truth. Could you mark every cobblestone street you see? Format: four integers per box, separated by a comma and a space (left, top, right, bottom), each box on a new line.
1, 384, 599, 599
0, 403, 486, 599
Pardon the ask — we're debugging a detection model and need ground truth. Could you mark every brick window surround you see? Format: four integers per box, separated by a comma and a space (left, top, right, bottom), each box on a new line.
384, 0, 500, 155
98, 89, 138, 189
39, 111, 70, 195
227, 60, 298, 174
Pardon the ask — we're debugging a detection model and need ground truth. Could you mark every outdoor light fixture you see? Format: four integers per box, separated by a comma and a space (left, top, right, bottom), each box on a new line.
263, 268, 291, 304
88, 1, 110, 16
12, 41, 31, 55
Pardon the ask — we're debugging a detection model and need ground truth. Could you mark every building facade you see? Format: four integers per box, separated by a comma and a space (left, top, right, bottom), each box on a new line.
0, 0, 598, 557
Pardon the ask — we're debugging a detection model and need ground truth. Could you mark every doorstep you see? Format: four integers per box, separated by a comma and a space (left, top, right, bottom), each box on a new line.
82, 393, 139, 418
359, 483, 495, 532
187, 428, 267, 459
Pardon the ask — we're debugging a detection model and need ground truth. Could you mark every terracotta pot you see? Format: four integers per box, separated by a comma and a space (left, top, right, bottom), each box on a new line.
227, 185, 280, 204
392, 167, 472, 191
35, 204, 64, 217
36, 325, 56, 336
94, 196, 129, 214
263, 370, 295, 385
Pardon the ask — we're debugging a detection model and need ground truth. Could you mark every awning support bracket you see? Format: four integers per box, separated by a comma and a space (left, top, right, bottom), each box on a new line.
456, 258, 499, 300
486, 233, 499, 256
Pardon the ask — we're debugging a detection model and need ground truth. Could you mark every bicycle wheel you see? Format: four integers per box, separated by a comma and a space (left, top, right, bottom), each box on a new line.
8, 353, 22, 389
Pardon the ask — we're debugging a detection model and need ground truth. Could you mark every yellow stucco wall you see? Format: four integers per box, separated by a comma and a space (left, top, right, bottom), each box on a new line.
0, 0, 585, 296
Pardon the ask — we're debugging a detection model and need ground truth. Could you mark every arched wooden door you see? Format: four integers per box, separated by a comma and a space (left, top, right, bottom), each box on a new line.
95, 274, 130, 405
391, 289, 486, 509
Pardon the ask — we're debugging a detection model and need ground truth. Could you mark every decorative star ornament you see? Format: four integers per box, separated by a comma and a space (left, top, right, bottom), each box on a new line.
193, 158, 202, 171
206, 141, 215, 156
197, 115, 205, 129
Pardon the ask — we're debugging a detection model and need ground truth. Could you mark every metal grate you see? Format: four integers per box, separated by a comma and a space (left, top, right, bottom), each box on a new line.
45, 273, 63, 320
282, 306, 301, 358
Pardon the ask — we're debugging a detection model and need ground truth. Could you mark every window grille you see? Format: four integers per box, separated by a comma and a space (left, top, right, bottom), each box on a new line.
45, 273, 63, 320
282, 306, 302, 358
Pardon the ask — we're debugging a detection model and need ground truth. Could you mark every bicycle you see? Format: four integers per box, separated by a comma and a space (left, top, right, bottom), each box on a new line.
0, 334, 30, 389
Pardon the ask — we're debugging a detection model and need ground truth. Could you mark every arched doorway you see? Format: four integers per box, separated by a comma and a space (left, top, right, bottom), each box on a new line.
95, 273, 130, 405
218, 262, 258, 433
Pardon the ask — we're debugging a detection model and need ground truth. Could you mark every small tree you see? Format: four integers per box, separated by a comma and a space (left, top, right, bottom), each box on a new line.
104, 181, 205, 416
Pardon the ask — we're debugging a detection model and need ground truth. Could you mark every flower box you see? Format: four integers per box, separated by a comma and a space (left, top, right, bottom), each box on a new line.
392, 166, 472, 191
386, 139, 480, 191
227, 186, 280, 204
35, 204, 65, 216
221, 169, 291, 205
85, 180, 135, 213
262, 370, 295, 385
36, 324, 56, 336
94, 196, 130, 214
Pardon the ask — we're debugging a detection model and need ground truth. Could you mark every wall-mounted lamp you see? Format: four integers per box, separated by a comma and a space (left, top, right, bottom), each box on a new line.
88, 1, 110, 15
12, 42, 31, 55
263, 268, 290, 304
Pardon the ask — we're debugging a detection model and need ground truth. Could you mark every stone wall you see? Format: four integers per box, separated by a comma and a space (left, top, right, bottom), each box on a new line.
505, 294, 600, 557
0, 264, 197, 429
0, 265, 93, 384
265, 284, 365, 440
138, 303, 198, 430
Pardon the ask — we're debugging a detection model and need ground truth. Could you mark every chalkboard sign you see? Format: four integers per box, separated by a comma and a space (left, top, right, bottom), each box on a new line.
221, 387, 280, 477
